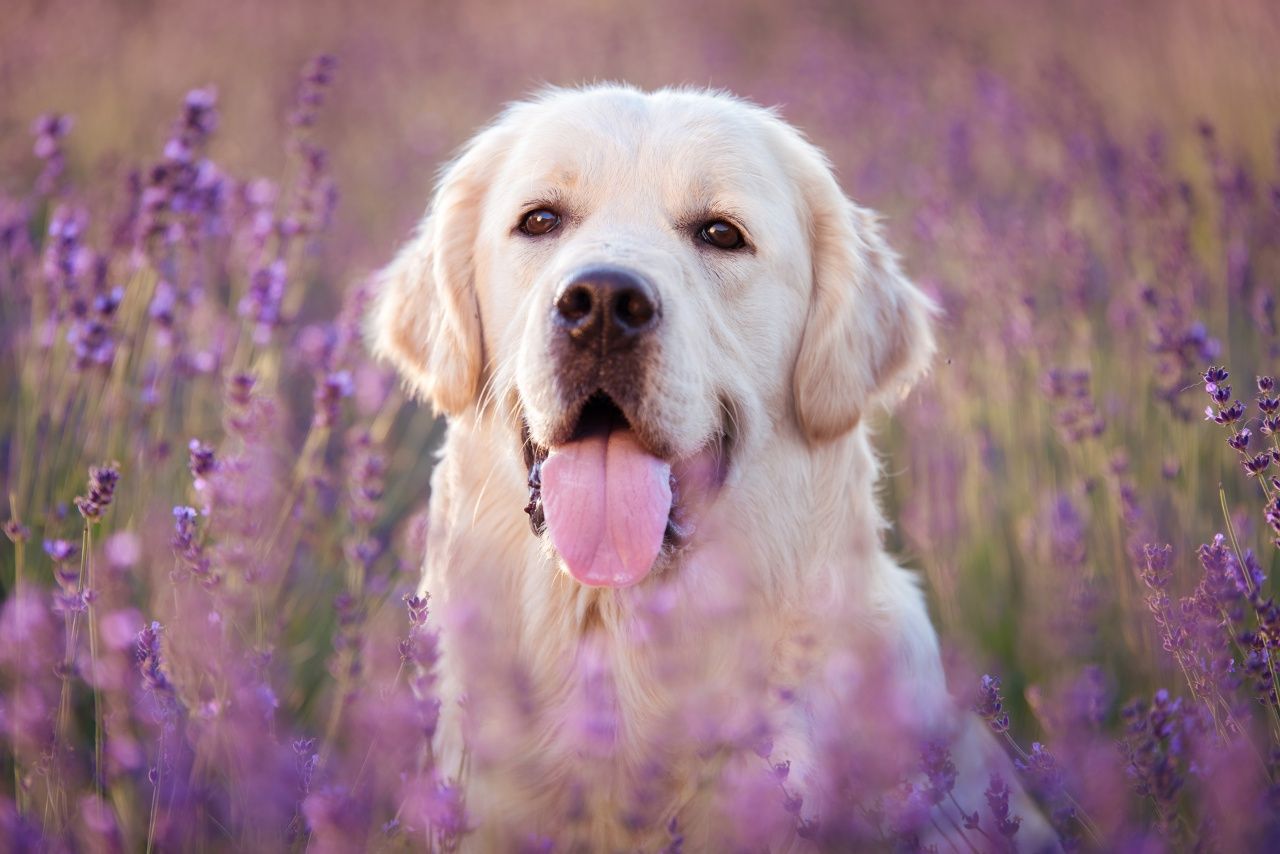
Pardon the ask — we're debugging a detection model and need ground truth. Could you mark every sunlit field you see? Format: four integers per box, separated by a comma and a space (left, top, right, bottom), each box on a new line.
3, 0, 1280, 849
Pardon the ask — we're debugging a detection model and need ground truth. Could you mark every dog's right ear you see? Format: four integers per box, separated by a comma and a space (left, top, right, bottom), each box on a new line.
367, 124, 507, 416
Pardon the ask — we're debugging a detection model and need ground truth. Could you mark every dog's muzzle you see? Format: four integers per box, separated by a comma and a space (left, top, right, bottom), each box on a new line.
522, 265, 728, 589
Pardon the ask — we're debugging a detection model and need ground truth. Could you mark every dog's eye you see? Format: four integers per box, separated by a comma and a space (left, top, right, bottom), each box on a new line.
520, 209, 561, 236
699, 220, 745, 250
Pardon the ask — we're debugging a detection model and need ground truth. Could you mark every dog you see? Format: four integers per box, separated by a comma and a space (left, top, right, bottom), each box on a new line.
369, 84, 1056, 851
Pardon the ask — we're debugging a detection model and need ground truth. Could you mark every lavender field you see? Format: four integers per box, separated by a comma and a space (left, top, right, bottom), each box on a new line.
3, 0, 1280, 850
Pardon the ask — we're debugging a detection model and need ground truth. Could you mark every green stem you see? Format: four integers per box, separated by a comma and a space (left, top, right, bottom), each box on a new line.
86, 522, 104, 802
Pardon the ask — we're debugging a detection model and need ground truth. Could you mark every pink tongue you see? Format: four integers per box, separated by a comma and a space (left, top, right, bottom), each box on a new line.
540, 429, 672, 587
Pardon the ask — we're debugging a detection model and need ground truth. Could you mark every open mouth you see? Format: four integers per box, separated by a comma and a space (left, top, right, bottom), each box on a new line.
522, 392, 728, 588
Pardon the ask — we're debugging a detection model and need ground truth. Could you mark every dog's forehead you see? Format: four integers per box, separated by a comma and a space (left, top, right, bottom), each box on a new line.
493, 89, 794, 210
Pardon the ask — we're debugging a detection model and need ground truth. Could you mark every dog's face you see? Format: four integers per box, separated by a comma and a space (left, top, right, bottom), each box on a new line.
371, 86, 935, 588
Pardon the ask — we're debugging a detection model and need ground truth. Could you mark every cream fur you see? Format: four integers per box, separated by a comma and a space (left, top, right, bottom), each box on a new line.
369, 84, 1056, 851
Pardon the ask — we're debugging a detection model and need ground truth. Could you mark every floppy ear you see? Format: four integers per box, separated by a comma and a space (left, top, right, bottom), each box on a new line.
367, 125, 506, 416
792, 153, 937, 442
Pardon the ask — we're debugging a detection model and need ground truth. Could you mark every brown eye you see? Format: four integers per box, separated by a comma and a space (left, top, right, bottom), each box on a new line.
520, 209, 561, 236
699, 220, 744, 250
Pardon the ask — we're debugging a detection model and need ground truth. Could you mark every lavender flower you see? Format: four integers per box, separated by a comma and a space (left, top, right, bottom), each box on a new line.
1245, 453, 1272, 478
284, 55, 340, 237
41, 204, 88, 324
919, 740, 957, 806
312, 370, 353, 429
74, 462, 121, 521
187, 439, 216, 480
226, 371, 257, 410
1120, 690, 1191, 834
976, 674, 1011, 734
985, 773, 1022, 840
3, 519, 30, 543
344, 429, 385, 528
239, 258, 288, 342
32, 113, 72, 195
171, 506, 213, 584
1205, 400, 1246, 425
44, 538, 83, 613
43, 538, 79, 564
136, 622, 175, 699
288, 55, 338, 130
135, 86, 224, 250
404, 594, 430, 629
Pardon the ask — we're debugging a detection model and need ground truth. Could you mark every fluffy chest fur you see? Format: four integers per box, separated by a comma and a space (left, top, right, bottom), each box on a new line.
417, 417, 953, 850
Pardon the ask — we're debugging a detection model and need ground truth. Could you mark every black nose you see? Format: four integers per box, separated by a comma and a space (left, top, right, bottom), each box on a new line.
553, 267, 660, 348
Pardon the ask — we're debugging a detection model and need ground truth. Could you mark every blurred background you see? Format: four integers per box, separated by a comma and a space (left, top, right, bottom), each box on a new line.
5, 0, 1280, 702
6, 0, 1280, 681
3, 1, 1280, 845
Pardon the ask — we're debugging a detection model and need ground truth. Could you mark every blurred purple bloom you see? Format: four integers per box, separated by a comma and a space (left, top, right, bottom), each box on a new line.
187, 438, 216, 479
43, 538, 78, 564
919, 740, 957, 806
32, 112, 72, 194
3, 519, 31, 543
289, 55, 338, 130
985, 772, 1022, 839
239, 258, 288, 341
312, 370, 353, 428
1120, 689, 1192, 832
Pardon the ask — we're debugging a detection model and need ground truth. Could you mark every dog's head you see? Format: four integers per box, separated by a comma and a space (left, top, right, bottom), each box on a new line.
370, 85, 935, 588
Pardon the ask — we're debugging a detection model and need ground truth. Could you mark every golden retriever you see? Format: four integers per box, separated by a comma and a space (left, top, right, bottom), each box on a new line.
369, 84, 1056, 851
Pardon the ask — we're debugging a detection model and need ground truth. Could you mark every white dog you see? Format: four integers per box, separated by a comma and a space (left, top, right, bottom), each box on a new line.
370, 84, 1055, 851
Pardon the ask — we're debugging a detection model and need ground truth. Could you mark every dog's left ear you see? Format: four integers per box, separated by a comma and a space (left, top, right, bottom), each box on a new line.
792, 149, 937, 442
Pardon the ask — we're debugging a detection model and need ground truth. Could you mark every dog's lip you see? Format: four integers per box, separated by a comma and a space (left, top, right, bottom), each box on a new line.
520, 393, 731, 549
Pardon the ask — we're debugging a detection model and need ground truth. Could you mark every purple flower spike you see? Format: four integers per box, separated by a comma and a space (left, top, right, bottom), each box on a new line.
920, 740, 958, 805
136, 621, 174, 696
985, 773, 1022, 839
75, 462, 121, 521
975, 674, 1011, 734
1244, 453, 1272, 477
1203, 365, 1229, 387
1139, 544, 1173, 590
1205, 400, 1246, 425
403, 593, 430, 629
